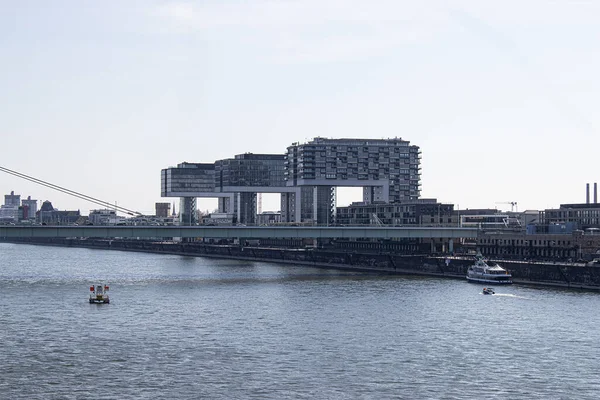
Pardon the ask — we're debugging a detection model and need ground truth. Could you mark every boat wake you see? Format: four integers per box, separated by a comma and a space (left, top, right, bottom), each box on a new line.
489, 293, 531, 300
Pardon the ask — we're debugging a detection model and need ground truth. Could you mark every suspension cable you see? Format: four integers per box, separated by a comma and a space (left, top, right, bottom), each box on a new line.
0, 166, 142, 216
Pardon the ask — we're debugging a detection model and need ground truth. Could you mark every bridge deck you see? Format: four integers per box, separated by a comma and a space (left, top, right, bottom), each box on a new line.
0, 226, 479, 239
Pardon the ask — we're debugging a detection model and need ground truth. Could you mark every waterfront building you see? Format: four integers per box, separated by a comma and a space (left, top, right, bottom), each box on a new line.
88, 209, 123, 225
160, 162, 216, 225
161, 137, 421, 226
467, 189, 600, 260
336, 199, 453, 226
540, 203, 600, 231
161, 157, 293, 225
283, 137, 421, 224
533, 183, 600, 232
476, 229, 600, 261
215, 153, 287, 225
458, 210, 521, 231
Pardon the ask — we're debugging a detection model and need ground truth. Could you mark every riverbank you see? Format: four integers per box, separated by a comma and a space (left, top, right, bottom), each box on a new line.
3, 237, 600, 290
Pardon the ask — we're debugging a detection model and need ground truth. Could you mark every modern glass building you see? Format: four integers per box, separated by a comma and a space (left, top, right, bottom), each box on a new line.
283, 137, 421, 223
161, 137, 422, 225
215, 154, 286, 189
162, 156, 293, 225
161, 162, 216, 224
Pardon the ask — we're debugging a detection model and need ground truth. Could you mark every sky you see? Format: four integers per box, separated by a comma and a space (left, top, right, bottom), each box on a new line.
1, 0, 599, 216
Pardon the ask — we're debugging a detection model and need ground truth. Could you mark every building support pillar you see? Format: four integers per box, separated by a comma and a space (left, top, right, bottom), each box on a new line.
179, 197, 197, 226
313, 186, 318, 225
294, 190, 301, 223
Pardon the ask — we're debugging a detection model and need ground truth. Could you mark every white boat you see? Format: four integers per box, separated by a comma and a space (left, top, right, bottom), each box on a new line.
89, 284, 110, 304
467, 253, 512, 284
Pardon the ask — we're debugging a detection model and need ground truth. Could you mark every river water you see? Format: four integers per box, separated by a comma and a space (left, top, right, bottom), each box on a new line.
1, 243, 599, 399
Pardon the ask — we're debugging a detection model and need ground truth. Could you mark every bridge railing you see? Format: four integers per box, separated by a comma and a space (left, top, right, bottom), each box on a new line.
0, 225, 479, 239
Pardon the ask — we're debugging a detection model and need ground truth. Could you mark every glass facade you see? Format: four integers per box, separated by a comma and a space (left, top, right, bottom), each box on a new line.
161, 163, 215, 196
215, 154, 285, 188
336, 200, 454, 226
299, 186, 335, 224
285, 137, 421, 203
161, 138, 423, 225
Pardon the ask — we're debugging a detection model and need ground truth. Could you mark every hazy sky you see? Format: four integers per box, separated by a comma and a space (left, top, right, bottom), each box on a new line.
2, 0, 599, 215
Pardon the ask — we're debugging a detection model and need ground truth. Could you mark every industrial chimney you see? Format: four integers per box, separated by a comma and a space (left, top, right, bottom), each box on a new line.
595, 182, 598, 204
586, 183, 590, 204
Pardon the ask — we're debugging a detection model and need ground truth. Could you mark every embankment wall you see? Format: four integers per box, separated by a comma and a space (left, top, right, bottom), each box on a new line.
3, 238, 600, 290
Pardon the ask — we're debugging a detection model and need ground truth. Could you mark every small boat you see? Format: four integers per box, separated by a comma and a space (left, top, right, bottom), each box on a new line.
482, 287, 495, 295
466, 252, 512, 284
89, 284, 110, 304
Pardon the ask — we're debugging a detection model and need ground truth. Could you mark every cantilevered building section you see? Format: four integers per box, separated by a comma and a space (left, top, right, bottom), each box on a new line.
161, 162, 218, 225
283, 137, 421, 224
214, 154, 288, 225
215, 154, 286, 189
161, 137, 422, 225
161, 156, 297, 225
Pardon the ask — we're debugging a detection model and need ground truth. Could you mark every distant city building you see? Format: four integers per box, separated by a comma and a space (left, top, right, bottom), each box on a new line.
0, 205, 18, 223
257, 211, 282, 225
39, 200, 54, 212
204, 212, 235, 225
155, 202, 171, 218
1, 192, 39, 222
540, 203, 600, 231
1, 191, 21, 223
21, 196, 37, 220
88, 209, 123, 225
536, 183, 600, 232
4, 190, 20, 207
36, 200, 81, 225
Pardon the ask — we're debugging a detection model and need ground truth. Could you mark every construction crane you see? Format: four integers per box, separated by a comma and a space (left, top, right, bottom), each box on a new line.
496, 201, 518, 212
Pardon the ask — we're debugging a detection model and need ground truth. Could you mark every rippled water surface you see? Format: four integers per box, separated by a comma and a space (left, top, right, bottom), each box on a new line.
1, 243, 599, 399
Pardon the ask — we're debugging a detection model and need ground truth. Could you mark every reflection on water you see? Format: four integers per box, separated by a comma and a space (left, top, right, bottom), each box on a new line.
1, 243, 599, 399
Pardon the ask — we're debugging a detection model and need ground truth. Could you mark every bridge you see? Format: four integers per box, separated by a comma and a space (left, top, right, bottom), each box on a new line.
0, 225, 479, 240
